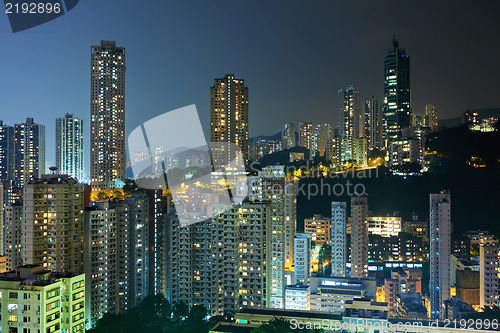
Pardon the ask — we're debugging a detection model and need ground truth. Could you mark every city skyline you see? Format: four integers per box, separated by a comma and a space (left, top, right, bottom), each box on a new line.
1, 1, 499, 171
1, 2, 500, 332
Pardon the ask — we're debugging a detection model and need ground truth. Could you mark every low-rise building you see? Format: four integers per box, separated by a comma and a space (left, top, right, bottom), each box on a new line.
0, 265, 85, 333
309, 276, 376, 313
395, 292, 427, 319
385, 270, 422, 314
285, 284, 310, 310
444, 297, 474, 320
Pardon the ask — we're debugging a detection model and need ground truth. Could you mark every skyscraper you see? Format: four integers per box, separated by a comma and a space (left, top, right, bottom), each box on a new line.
0, 121, 14, 181
310, 124, 333, 157
210, 74, 249, 166
56, 113, 84, 181
339, 85, 362, 139
429, 191, 451, 319
425, 104, 438, 132
166, 202, 271, 315
85, 199, 128, 326
350, 196, 369, 278
0, 181, 13, 255
364, 98, 383, 150
294, 233, 311, 285
212, 203, 271, 313
282, 123, 296, 149
299, 122, 313, 149
384, 37, 411, 141
90, 41, 126, 191
331, 201, 347, 277
3, 203, 22, 271
22, 174, 84, 273
249, 166, 297, 308
14, 118, 45, 186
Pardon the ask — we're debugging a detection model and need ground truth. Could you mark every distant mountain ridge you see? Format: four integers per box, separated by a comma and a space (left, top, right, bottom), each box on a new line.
249, 131, 282, 143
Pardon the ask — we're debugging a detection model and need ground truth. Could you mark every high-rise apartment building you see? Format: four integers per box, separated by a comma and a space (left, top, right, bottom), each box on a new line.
90, 41, 126, 191
3, 203, 22, 271
350, 196, 369, 278
429, 191, 451, 319
412, 113, 429, 129
294, 233, 311, 285
84, 195, 150, 327
425, 104, 438, 132
166, 202, 271, 315
150, 190, 167, 297
331, 201, 347, 277
210, 74, 249, 166
282, 123, 297, 149
0, 266, 85, 333
310, 124, 333, 157
479, 243, 500, 308
56, 113, 84, 181
125, 194, 150, 307
22, 174, 84, 273
0, 121, 14, 181
249, 166, 297, 308
166, 213, 214, 313
212, 203, 271, 313
339, 85, 362, 139
14, 118, 45, 186
299, 122, 313, 150
364, 98, 383, 149
0, 181, 13, 255
384, 37, 411, 141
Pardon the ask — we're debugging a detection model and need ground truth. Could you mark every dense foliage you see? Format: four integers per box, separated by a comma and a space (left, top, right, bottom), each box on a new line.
251, 317, 324, 333
87, 295, 228, 333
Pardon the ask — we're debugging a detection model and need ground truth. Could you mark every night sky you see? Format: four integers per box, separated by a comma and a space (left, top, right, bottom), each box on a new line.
1, 1, 499, 174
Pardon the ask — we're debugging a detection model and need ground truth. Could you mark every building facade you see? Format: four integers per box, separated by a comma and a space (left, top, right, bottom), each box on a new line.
90, 41, 126, 191
350, 196, 369, 278
210, 74, 249, 166
384, 270, 422, 314
282, 123, 297, 149
304, 214, 331, 247
425, 104, 438, 132
299, 122, 313, 150
384, 37, 411, 141
479, 243, 500, 308
0, 121, 14, 182
294, 233, 311, 285
14, 118, 45, 186
331, 201, 347, 277
0, 265, 85, 333
429, 191, 451, 319
364, 98, 383, 150
22, 174, 84, 273
367, 216, 402, 237
56, 113, 84, 181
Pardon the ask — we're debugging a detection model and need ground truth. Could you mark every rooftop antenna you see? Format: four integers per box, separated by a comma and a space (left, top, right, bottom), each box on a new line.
392, 33, 399, 48
49, 166, 58, 174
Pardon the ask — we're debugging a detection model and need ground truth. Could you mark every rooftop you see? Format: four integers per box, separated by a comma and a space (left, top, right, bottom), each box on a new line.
237, 307, 342, 321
